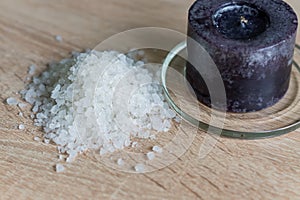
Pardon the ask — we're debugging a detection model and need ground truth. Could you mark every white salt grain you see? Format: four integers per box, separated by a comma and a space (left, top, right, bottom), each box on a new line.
6, 97, 18, 106
66, 151, 77, 163
166, 109, 176, 118
117, 158, 124, 166
174, 116, 181, 123
152, 146, 163, 153
71, 51, 80, 57
146, 152, 155, 160
32, 105, 39, 113
34, 136, 40, 141
18, 112, 23, 117
28, 65, 36, 75
55, 35, 63, 42
149, 135, 156, 140
18, 103, 27, 109
131, 142, 138, 148
44, 139, 50, 144
55, 164, 65, 173
18, 124, 25, 130
134, 163, 145, 173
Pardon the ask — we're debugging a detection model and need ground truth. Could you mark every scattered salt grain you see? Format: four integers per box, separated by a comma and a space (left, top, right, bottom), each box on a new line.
131, 142, 138, 148
55, 35, 63, 42
18, 112, 23, 117
18, 103, 27, 109
18, 124, 25, 130
134, 163, 145, 173
152, 146, 163, 153
55, 164, 65, 173
166, 109, 176, 118
71, 51, 80, 57
85, 48, 91, 53
66, 152, 76, 163
6, 97, 18, 106
146, 152, 155, 160
28, 65, 36, 75
117, 158, 124, 166
174, 116, 181, 123
34, 136, 40, 141
58, 155, 64, 160
44, 139, 50, 144
32, 104, 39, 113
149, 135, 156, 140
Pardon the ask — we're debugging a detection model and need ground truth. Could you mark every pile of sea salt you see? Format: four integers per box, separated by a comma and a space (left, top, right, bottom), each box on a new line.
19, 50, 178, 166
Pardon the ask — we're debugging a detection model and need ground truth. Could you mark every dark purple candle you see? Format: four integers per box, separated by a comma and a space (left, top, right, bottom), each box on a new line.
186, 0, 298, 112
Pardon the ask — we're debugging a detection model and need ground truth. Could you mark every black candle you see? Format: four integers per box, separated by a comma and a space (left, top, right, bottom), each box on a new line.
186, 0, 298, 112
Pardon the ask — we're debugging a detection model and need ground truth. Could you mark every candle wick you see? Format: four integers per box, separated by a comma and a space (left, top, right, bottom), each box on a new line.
240, 16, 248, 28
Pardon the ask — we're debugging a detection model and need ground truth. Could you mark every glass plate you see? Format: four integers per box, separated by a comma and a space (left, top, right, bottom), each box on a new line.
161, 41, 300, 139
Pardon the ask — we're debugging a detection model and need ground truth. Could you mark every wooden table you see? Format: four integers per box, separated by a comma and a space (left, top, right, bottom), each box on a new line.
0, 0, 299, 199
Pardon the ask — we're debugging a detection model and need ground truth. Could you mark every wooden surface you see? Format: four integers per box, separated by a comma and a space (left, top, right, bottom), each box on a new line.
0, 0, 300, 199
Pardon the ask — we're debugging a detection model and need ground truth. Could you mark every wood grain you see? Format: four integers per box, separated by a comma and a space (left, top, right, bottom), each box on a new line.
0, 0, 300, 199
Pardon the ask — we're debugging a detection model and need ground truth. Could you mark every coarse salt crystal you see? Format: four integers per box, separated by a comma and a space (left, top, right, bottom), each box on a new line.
117, 158, 124, 166
55, 164, 65, 173
146, 152, 155, 160
44, 139, 50, 144
18, 124, 25, 130
55, 35, 63, 42
66, 151, 76, 163
166, 109, 176, 118
134, 163, 145, 173
131, 142, 138, 148
174, 116, 181, 123
6, 97, 18, 106
28, 65, 36, 75
71, 51, 80, 57
152, 145, 163, 153
149, 134, 156, 140
18, 103, 27, 109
